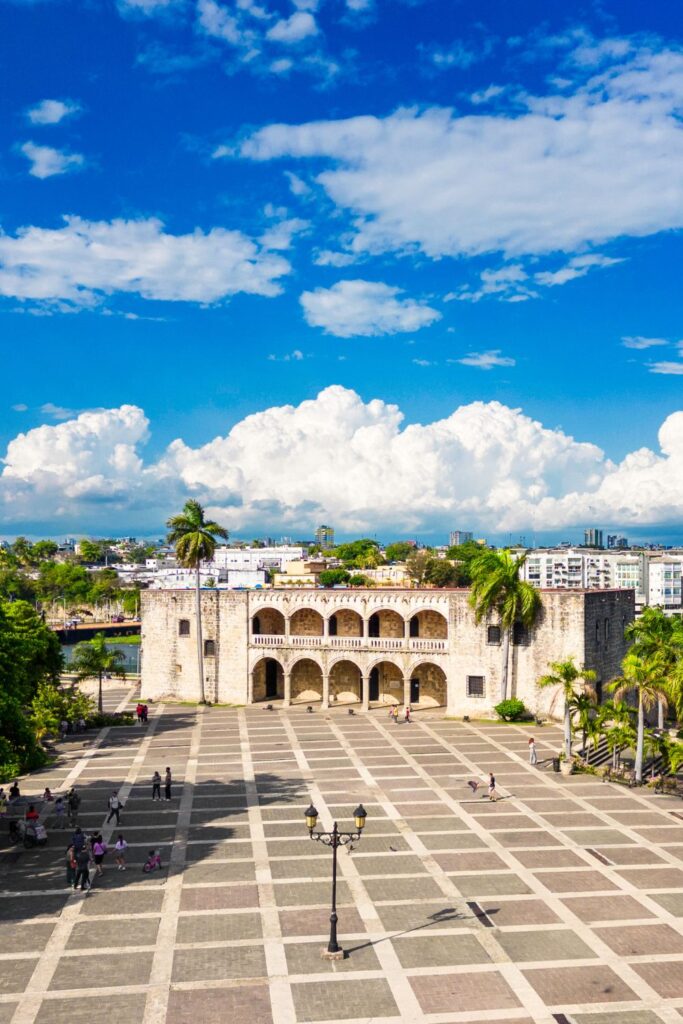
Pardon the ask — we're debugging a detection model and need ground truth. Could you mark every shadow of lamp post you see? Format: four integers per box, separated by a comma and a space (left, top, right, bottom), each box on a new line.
305, 802, 368, 960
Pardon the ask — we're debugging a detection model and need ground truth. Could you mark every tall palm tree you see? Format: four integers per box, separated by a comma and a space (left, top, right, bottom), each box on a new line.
569, 690, 598, 757
166, 500, 228, 704
70, 632, 127, 712
626, 607, 683, 728
537, 657, 597, 760
605, 721, 636, 771
610, 651, 669, 784
469, 550, 542, 702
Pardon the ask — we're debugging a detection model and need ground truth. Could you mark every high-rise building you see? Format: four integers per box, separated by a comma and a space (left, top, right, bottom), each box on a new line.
315, 524, 335, 548
607, 534, 628, 549
584, 528, 604, 549
449, 531, 473, 547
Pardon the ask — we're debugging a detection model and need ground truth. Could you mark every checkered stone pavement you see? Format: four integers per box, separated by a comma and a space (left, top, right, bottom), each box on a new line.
2, 686, 683, 1023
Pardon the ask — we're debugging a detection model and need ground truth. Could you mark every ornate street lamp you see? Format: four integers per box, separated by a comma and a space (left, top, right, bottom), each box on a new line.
304, 802, 368, 960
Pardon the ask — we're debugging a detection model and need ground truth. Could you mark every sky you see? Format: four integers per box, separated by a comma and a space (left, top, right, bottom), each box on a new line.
1, 0, 683, 543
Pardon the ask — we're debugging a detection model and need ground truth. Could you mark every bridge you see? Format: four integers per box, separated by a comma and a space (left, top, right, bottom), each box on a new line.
52, 620, 141, 642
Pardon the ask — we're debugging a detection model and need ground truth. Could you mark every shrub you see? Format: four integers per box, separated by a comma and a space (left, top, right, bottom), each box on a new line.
494, 698, 527, 722
86, 711, 135, 729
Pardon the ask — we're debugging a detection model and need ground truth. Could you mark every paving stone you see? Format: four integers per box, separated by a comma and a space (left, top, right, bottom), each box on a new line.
35, 993, 146, 1024
392, 933, 490, 967
0, 959, 39, 995
536, 870, 618, 893
0, 923, 55, 954
495, 831, 562, 847
523, 964, 637, 1004
595, 922, 683, 956
353, 853, 428, 876
497, 928, 597, 962
67, 917, 160, 949
285, 940, 380, 974
593, 845, 667, 865
172, 944, 267, 982
182, 859, 256, 883
648, 892, 683, 916
167, 985, 272, 1024
279, 906, 367, 937
480, 899, 561, 926
621, 866, 683, 889
433, 851, 508, 872
180, 884, 260, 910
176, 911, 263, 943
512, 848, 586, 868
410, 970, 521, 1014
630, 960, 683, 998
291, 978, 398, 1020
273, 881, 352, 907
376, 901, 473, 931
453, 873, 532, 897
563, 894, 655, 922
49, 952, 154, 990
573, 1013, 663, 1024
363, 876, 446, 901
0, 1006, 18, 1024
80, 890, 165, 916
418, 831, 487, 850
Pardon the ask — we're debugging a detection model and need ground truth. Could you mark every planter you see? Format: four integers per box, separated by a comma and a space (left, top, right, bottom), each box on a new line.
559, 760, 574, 777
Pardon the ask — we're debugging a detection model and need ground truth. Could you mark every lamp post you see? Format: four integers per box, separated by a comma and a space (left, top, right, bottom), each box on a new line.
305, 802, 367, 960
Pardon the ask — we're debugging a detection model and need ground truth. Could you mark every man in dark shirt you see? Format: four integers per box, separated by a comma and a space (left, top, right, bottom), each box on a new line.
74, 848, 91, 891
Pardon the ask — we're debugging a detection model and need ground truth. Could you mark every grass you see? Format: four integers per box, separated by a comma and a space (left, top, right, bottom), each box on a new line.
107, 635, 140, 645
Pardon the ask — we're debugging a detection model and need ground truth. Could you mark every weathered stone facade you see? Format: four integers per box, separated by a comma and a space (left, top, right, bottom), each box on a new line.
140, 587, 634, 717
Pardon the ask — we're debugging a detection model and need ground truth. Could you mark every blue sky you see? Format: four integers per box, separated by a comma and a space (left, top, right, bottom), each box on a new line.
1, 0, 683, 541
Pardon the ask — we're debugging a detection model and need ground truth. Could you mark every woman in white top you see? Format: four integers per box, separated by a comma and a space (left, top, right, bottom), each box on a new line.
114, 834, 128, 870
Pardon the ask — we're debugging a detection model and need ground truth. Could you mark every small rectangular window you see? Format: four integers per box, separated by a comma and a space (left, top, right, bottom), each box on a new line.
204, 639, 216, 657
467, 675, 485, 697
178, 619, 190, 637
512, 623, 529, 646
487, 625, 501, 645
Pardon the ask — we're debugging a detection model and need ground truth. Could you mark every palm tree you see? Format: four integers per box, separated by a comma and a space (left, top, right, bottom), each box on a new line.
70, 632, 127, 712
166, 499, 228, 704
469, 550, 542, 701
610, 651, 669, 784
605, 721, 636, 771
626, 607, 683, 728
537, 657, 597, 761
569, 690, 598, 758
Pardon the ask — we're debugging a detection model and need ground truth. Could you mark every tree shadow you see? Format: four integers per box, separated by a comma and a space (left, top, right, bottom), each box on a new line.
0, 718, 306, 925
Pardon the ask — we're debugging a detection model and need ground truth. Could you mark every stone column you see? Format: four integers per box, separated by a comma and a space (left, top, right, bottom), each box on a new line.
321, 673, 330, 709
283, 670, 291, 707
403, 675, 411, 709
361, 674, 370, 712
248, 670, 255, 705
404, 617, 411, 639
284, 615, 291, 638
323, 616, 329, 638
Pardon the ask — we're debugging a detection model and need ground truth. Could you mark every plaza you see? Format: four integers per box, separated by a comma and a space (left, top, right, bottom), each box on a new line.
2, 685, 683, 1024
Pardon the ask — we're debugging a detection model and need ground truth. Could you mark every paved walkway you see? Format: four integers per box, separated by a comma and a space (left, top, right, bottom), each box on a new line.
2, 694, 683, 1024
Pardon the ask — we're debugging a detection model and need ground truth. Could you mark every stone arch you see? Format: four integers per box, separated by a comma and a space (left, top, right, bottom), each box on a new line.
328, 608, 363, 637
290, 607, 324, 636
367, 608, 405, 638
407, 661, 447, 708
252, 607, 285, 636
408, 609, 448, 639
290, 657, 323, 702
252, 656, 284, 702
368, 658, 404, 704
329, 659, 362, 704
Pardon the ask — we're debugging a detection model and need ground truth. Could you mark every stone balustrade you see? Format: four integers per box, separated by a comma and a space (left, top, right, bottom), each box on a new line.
251, 633, 448, 653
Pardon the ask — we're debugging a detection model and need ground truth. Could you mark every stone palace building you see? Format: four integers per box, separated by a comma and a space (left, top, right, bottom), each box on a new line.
140, 587, 634, 718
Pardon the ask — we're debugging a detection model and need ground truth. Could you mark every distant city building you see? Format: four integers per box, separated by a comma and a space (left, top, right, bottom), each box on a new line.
315, 525, 335, 548
449, 531, 473, 547
607, 534, 628, 549
210, 546, 305, 573
584, 528, 604, 549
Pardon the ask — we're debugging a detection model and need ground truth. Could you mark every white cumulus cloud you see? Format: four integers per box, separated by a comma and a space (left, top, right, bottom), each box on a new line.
26, 99, 81, 125
0, 216, 291, 307
622, 336, 669, 350
20, 143, 84, 179
240, 47, 683, 262
4, 387, 683, 534
266, 10, 317, 43
455, 350, 516, 370
300, 279, 441, 337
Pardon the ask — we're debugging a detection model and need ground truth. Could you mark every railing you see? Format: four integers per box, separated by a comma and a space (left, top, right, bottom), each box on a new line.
251, 634, 447, 653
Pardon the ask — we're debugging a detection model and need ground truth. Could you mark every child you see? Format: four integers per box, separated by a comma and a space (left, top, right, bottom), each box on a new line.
114, 834, 128, 870
92, 834, 107, 876
143, 849, 162, 873
404, 705, 411, 723
43, 787, 53, 802
528, 737, 538, 765
488, 772, 498, 802
54, 796, 65, 828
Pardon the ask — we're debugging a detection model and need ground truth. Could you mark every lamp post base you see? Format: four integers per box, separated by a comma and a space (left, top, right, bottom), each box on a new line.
320, 948, 346, 961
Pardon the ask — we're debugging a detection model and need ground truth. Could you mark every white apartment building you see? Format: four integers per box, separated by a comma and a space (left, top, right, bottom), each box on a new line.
209, 546, 305, 573
520, 549, 648, 610
648, 559, 683, 611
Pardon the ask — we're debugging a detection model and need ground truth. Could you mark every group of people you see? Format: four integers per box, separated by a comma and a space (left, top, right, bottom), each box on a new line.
59, 718, 87, 739
388, 704, 411, 724
0, 781, 22, 812
151, 767, 173, 801
66, 827, 162, 890
135, 703, 149, 724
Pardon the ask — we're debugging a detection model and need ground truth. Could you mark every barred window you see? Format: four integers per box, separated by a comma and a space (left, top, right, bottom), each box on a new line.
178, 619, 190, 637
487, 625, 501, 645
204, 639, 216, 657
467, 675, 485, 697
512, 623, 530, 646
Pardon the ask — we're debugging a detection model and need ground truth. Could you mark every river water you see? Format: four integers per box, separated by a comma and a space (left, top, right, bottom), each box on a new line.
61, 641, 141, 673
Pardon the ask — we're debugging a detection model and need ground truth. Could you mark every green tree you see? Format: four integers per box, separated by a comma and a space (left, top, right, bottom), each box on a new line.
319, 568, 351, 587
10, 537, 34, 567
568, 690, 598, 757
77, 539, 108, 564
30, 682, 94, 740
625, 606, 683, 727
610, 651, 669, 784
30, 540, 59, 563
334, 539, 381, 569
348, 573, 373, 586
537, 657, 597, 760
444, 541, 484, 585
384, 542, 415, 562
166, 500, 228, 704
406, 550, 433, 586
469, 549, 542, 702
605, 721, 636, 771
69, 632, 127, 712
425, 559, 459, 588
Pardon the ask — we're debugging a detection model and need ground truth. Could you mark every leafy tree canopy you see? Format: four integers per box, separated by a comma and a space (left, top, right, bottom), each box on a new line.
319, 568, 351, 587
384, 542, 415, 562
334, 539, 382, 569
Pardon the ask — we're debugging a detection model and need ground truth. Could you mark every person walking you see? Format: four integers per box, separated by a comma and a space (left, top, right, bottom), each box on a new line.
114, 834, 128, 870
404, 704, 411, 724
71, 826, 86, 854
65, 844, 77, 888
528, 737, 538, 766
488, 772, 498, 802
164, 767, 172, 801
54, 796, 65, 829
92, 834, 107, 876
107, 791, 122, 825
151, 771, 161, 801
74, 846, 91, 891
67, 788, 80, 826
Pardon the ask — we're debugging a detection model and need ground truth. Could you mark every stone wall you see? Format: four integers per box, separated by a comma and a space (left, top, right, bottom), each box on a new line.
255, 607, 285, 635
334, 609, 363, 636
290, 608, 323, 636
376, 609, 404, 637
291, 658, 323, 699
413, 610, 448, 639
329, 660, 361, 702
